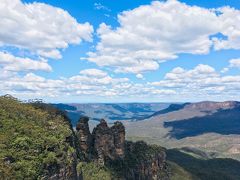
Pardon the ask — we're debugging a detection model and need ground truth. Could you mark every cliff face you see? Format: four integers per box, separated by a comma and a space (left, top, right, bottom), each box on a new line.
92, 119, 118, 164
123, 141, 169, 180
76, 116, 92, 158
185, 101, 240, 111
111, 121, 125, 158
76, 118, 125, 164
76, 117, 169, 180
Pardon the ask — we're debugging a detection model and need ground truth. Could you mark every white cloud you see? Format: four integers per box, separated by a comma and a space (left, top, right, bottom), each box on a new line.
229, 58, 240, 68
0, 0, 93, 59
1, 65, 240, 101
136, 73, 144, 79
0, 51, 52, 72
221, 67, 229, 73
85, 0, 240, 74
0, 67, 177, 100
85, 0, 219, 73
213, 7, 240, 50
79, 68, 108, 77
151, 64, 240, 100
220, 58, 240, 73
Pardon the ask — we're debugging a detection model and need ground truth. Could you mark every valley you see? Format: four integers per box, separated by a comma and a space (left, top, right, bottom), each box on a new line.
1, 95, 240, 179
55, 101, 240, 161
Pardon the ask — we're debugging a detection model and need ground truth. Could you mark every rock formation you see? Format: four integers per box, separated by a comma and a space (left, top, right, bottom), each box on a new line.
124, 141, 169, 180
76, 116, 92, 158
76, 118, 125, 164
111, 121, 125, 158
76, 117, 170, 179
92, 119, 117, 164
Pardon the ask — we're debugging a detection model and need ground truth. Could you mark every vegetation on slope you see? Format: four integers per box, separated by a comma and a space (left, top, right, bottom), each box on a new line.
2, 95, 240, 180
105, 141, 169, 179
167, 148, 240, 180
0, 95, 77, 179
167, 161, 196, 180
77, 162, 113, 180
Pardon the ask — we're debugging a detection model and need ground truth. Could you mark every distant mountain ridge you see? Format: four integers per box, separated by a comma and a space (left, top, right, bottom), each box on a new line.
164, 105, 240, 139
125, 100, 240, 161
184, 101, 240, 111
146, 101, 240, 119
52, 103, 171, 126
145, 103, 190, 119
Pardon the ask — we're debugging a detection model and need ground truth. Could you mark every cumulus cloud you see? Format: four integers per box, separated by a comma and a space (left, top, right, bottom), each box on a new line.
0, 51, 52, 72
213, 7, 240, 50
79, 68, 108, 77
0, 0, 93, 59
136, 74, 144, 79
229, 58, 240, 68
150, 64, 240, 100
1, 65, 240, 101
0, 68, 177, 100
85, 0, 240, 74
220, 58, 240, 73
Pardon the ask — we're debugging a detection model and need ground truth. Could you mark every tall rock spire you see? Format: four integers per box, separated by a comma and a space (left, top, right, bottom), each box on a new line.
76, 116, 92, 157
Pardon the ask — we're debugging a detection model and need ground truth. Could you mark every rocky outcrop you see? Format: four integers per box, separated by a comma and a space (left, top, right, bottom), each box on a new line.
76, 118, 169, 180
76, 116, 92, 157
92, 119, 117, 164
76, 118, 125, 164
111, 121, 125, 158
124, 141, 169, 180
43, 151, 79, 180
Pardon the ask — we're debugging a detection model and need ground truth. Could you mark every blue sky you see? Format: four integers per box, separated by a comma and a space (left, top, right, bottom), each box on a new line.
0, 0, 240, 102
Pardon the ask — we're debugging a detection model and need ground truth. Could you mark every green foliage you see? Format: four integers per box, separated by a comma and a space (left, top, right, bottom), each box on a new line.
168, 161, 196, 180
43, 152, 58, 165
167, 149, 240, 180
105, 141, 167, 178
77, 162, 112, 180
0, 95, 76, 179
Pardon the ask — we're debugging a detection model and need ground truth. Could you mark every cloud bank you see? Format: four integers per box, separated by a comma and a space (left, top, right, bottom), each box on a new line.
86, 0, 240, 74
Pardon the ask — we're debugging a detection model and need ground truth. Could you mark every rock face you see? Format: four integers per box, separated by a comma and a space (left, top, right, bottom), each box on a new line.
76, 118, 125, 164
92, 119, 117, 164
76, 118, 169, 180
124, 141, 169, 180
185, 101, 240, 111
111, 121, 125, 158
76, 116, 92, 157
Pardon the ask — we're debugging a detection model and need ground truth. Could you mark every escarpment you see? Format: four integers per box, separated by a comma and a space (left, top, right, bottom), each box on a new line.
76, 118, 125, 164
76, 117, 169, 180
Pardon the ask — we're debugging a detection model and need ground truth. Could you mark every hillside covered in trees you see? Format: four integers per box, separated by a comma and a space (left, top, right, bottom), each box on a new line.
0, 95, 169, 179
1, 95, 240, 180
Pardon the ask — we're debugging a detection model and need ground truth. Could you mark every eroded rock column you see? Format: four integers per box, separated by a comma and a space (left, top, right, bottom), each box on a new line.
76, 117, 92, 156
